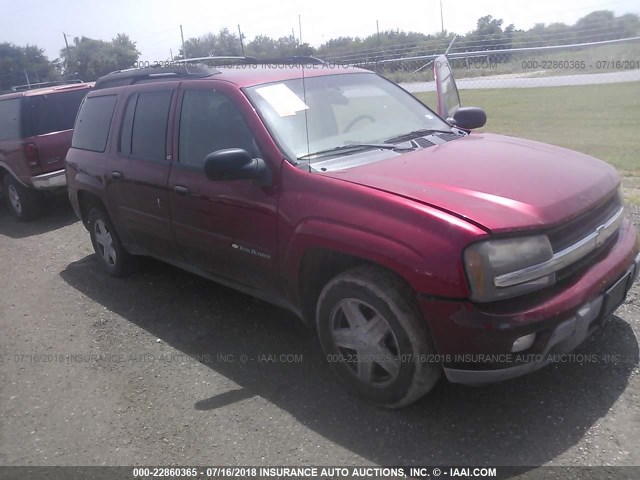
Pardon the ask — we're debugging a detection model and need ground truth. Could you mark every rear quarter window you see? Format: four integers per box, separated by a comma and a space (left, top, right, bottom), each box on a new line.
72, 95, 118, 152
0, 98, 22, 141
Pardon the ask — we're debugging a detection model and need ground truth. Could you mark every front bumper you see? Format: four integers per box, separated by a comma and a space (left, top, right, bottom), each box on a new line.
31, 169, 67, 190
444, 254, 639, 384
420, 219, 639, 385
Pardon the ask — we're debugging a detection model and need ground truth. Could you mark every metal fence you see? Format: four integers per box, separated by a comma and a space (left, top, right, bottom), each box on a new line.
321, 35, 640, 93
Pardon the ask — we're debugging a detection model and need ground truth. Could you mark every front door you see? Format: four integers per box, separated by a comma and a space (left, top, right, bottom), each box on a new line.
167, 81, 279, 293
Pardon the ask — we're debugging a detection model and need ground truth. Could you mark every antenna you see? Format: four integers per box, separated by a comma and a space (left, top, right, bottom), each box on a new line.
63, 33, 71, 77
297, 13, 310, 171
300, 63, 311, 172
238, 25, 245, 55
445, 35, 458, 55
180, 25, 187, 59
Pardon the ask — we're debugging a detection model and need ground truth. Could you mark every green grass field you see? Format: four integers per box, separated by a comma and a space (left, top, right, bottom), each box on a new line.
415, 82, 640, 175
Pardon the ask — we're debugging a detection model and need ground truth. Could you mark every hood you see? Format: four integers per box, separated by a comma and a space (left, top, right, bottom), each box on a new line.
322, 133, 619, 233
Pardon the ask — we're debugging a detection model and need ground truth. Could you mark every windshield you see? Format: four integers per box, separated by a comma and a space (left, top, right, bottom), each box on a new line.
245, 72, 450, 162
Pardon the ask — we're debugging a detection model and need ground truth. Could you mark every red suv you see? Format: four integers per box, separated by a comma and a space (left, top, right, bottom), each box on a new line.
65, 58, 639, 407
0, 81, 93, 220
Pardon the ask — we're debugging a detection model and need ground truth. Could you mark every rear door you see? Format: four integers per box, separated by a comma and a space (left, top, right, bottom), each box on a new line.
167, 80, 279, 293
108, 83, 178, 259
433, 55, 461, 119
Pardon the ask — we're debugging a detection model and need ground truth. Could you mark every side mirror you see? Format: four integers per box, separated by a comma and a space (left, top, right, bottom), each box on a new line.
203, 148, 270, 185
449, 107, 487, 130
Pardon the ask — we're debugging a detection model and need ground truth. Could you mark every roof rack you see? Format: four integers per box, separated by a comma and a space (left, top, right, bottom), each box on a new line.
177, 55, 326, 65
94, 64, 219, 90
9, 79, 85, 92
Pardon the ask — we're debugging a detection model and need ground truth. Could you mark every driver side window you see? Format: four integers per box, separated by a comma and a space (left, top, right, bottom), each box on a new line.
178, 90, 260, 168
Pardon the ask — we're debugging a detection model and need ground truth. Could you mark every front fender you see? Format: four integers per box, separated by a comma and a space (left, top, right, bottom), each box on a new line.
282, 217, 468, 303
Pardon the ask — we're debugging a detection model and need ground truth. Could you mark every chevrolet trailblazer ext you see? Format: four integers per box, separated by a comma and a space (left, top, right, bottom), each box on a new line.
65, 57, 640, 407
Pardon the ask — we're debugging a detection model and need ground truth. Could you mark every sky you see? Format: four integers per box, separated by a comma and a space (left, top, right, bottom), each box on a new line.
1, 0, 639, 61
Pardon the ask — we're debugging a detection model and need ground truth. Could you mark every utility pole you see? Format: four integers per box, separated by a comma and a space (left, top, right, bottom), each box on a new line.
298, 15, 303, 45
180, 25, 186, 59
170, 49, 174, 61
238, 24, 245, 55
23, 69, 31, 87
63, 32, 71, 77
439, 0, 445, 34
376, 20, 380, 45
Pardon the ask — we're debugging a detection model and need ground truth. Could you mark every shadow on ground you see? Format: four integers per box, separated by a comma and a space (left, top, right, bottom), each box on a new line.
0, 196, 78, 239
60, 255, 639, 466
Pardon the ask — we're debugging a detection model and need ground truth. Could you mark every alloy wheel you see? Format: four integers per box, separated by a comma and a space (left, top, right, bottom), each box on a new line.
94, 219, 117, 266
7, 185, 22, 215
330, 298, 401, 386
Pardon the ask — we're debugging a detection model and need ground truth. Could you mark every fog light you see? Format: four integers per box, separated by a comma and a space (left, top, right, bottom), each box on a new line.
512, 333, 536, 352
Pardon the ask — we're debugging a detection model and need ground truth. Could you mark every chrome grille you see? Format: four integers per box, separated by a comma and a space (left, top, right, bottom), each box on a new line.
494, 202, 624, 288
547, 193, 622, 252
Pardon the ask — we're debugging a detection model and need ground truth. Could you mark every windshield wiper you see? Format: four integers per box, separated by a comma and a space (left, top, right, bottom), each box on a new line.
384, 128, 455, 144
298, 143, 409, 161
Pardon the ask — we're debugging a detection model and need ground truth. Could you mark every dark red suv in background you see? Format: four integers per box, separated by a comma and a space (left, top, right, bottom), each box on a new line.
0, 81, 92, 220
65, 58, 640, 407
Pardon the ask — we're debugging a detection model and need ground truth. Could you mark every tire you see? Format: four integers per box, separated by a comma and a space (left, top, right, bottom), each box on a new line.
87, 207, 136, 277
2, 175, 41, 221
316, 265, 441, 408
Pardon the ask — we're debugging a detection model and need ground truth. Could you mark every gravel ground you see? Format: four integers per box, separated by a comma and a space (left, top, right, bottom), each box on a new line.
0, 196, 639, 469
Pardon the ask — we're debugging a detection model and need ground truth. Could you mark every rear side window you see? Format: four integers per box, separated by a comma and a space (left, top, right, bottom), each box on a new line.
0, 98, 21, 141
23, 89, 88, 136
72, 95, 118, 152
119, 90, 172, 161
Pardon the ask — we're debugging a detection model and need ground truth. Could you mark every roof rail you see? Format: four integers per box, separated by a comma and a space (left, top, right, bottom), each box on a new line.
9, 79, 85, 92
177, 55, 326, 65
175, 56, 253, 64
254, 56, 326, 65
94, 64, 219, 90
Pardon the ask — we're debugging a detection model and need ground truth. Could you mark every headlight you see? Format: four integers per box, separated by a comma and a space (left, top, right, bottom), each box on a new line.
464, 235, 555, 302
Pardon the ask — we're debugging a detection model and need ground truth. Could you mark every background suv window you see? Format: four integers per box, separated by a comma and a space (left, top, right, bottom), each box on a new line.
120, 90, 172, 162
72, 95, 117, 152
23, 89, 88, 137
178, 90, 259, 168
0, 99, 21, 141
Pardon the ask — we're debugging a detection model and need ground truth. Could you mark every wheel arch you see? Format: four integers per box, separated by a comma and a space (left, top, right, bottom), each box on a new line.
76, 189, 109, 228
287, 220, 428, 326
0, 162, 28, 187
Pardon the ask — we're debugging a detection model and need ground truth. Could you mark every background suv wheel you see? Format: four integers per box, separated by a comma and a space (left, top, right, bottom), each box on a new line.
316, 265, 441, 408
2, 175, 41, 221
88, 207, 136, 277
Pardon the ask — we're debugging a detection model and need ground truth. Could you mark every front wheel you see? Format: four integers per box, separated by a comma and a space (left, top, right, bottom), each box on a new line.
316, 265, 441, 408
87, 207, 136, 277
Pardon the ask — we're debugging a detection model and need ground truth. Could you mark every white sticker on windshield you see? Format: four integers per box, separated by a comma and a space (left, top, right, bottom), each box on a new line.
255, 83, 309, 117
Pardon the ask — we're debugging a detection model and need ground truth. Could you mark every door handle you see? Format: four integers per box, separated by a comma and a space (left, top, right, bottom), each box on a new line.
173, 185, 190, 196
110, 171, 123, 180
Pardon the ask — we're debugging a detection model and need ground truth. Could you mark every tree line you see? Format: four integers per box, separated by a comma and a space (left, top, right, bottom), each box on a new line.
1, 9, 638, 90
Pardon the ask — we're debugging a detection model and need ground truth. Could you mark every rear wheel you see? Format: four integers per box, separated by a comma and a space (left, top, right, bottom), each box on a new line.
316, 265, 441, 408
2, 175, 41, 221
88, 207, 135, 276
